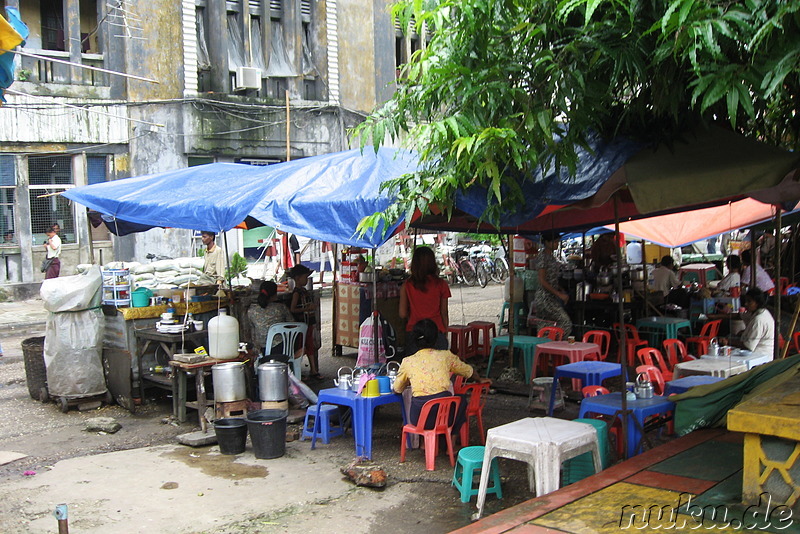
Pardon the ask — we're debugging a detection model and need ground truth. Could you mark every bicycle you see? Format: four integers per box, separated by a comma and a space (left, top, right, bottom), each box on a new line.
441, 246, 478, 286
469, 244, 510, 287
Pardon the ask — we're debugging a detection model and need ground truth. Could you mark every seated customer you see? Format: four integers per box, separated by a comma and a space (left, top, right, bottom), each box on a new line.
652, 255, 680, 297
392, 319, 491, 432
713, 255, 741, 296
720, 288, 775, 360
247, 280, 294, 361
740, 249, 774, 293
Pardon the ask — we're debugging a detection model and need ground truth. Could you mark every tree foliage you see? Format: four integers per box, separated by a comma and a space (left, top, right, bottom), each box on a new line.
354, 0, 800, 229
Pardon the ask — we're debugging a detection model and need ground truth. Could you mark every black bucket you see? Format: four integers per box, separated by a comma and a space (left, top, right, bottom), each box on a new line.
214, 418, 248, 455
245, 409, 287, 459
21, 337, 47, 401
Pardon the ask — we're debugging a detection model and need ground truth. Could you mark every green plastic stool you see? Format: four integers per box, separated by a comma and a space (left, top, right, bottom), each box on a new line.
452, 445, 502, 503
561, 418, 610, 486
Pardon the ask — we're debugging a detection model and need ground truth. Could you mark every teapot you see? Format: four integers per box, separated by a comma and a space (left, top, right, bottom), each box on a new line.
635, 372, 654, 399
386, 361, 400, 389
708, 337, 720, 357
334, 366, 353, 391
351, 368, 366, 392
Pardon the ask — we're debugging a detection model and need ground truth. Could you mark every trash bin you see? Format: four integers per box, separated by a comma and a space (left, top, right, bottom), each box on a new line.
21, 336, 48, 402
214, 418, 248, 455
245, 409, 287, 459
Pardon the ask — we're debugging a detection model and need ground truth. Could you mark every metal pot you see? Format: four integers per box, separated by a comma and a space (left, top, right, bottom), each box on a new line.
257, 361, 288, 402
634, 372, 654, 399
212, 362, 247, 402
597, 273, 612, 286
630, 269, 645, 281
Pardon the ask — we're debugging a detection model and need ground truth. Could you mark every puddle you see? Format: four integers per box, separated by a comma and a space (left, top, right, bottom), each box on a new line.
161, 449, 268, 480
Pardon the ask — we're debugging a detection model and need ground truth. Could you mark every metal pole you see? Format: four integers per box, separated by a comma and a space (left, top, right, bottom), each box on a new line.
372, 248, 379, 364
750, 229, 757, 289
285, 90, 291, 162
614, 196, 630, 459
332, 243, 339, 356
775, 208, 782, 360
54, 503, 69, 534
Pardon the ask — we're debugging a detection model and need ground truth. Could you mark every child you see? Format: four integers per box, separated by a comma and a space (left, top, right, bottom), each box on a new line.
288, 264, 321, 379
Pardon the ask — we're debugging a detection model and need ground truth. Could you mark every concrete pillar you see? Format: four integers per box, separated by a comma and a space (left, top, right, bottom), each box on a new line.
72, 153, 93, 264
14, 156, 33, 283
64, 0, 82, 81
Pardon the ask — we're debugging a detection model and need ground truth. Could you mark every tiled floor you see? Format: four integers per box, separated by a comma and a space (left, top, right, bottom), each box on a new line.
453, 429, 800, 534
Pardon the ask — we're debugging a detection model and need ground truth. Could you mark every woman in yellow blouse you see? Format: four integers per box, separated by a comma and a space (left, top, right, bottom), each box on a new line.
393, 319, 491, 431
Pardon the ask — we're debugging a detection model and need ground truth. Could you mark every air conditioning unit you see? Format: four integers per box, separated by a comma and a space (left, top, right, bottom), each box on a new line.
235, 67, 262, 90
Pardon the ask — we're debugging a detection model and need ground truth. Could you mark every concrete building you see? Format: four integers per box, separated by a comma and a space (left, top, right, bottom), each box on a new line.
0, 0, 420, 297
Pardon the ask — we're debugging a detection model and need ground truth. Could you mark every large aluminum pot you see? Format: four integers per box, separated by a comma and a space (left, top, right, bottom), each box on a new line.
212, 362, 247, 402
630, 269, 646, 281
258, 361, 288, 402
597, 273, 612, 286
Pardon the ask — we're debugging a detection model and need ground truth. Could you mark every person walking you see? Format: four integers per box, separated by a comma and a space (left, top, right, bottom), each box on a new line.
534, 232, 572, 336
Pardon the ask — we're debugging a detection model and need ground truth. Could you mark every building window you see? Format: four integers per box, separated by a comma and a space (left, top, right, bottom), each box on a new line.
28, 155, 75, 244
0, 156, 15, 244
40, 0, 66, 51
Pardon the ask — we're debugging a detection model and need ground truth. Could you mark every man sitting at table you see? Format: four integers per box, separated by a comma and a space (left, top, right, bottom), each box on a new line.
393, 319, 491, 433
652, 255, 680, 297
719, 288, 774, 360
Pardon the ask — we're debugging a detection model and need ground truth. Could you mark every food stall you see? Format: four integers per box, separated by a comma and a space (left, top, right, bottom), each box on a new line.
332, 247, 406, 355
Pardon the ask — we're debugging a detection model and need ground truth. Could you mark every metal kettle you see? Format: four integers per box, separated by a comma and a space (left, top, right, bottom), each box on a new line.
635, 372, 654, 399
708, 337, 720, 357
334, 366, 353, 391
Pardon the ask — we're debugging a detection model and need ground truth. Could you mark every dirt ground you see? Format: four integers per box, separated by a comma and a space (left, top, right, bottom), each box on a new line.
0, 285, 639, 533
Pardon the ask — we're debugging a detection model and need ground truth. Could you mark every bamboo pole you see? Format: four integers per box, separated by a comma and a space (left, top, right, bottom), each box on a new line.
0, 47, 159, 83
614, 196, 630, 459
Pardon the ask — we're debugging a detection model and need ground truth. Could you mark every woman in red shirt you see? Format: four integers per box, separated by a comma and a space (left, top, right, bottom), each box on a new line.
399, 246, 451, 355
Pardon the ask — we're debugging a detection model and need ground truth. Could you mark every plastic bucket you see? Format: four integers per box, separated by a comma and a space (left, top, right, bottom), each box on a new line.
214, 418, 247, 455
21, 336, 47, 401
245, 409, 287, 459
131, 287, 153, 308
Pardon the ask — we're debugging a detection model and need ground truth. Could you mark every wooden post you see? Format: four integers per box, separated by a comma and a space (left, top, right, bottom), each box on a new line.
775, 209, 782, 360
285, 90, 291, 161
614, 196, 630, 459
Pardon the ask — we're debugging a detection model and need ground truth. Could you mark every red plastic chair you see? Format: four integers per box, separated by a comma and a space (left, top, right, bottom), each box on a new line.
636, 347, 673, 381
685, 320, 722, 357
581, 385, 610, 397
400, 396, 461, 471
612, 323, 648, 367
635, 365, 665, 396
582, 330, 611, 361
662, 338, 695, 369
538, 326, 565, 341
454, 379, 490, 446
792, 332, 800, 355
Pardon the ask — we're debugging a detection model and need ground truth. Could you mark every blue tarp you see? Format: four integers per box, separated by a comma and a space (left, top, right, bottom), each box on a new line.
63, 148, 418, 248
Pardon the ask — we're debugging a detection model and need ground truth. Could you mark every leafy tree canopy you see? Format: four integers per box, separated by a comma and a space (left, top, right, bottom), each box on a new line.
354, 0, 800, 230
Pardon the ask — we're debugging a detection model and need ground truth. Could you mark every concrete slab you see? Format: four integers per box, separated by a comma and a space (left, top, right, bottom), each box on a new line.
177, 431, 218, 447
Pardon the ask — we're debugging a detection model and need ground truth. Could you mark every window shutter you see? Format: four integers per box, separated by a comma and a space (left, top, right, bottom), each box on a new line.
270, 0, 281, 18
300, 0, 311, 22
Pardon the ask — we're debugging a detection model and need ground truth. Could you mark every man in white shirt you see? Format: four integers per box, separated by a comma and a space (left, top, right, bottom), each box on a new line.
196, 231, 227, 286
43, 226, 61, 279
740, 249, 774, 293
651, 255, 680, 296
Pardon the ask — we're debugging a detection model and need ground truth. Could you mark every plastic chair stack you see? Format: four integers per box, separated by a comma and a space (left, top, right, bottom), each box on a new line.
400, 396, 461, 471
561, 418, 610, 485
264, 322, 308, 378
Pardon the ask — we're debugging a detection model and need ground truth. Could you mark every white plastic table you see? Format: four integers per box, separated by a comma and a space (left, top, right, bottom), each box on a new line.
700, 349, 772, 370
673, 358, 747, 379
474, 417, 601, 519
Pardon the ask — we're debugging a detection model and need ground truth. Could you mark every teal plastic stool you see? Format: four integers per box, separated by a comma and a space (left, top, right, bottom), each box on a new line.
499, 301, 527, 334
561, 418, 610, 486
452, 445, 502, 503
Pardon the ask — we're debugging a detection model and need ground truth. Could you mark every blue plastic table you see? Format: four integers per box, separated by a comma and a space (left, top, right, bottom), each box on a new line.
487, 335, 550, 383
546, 361, 622, 416
664, 375, 725, 395
635, 317, 692, 346
578, 392, 675, 458
311, 388, 406, 459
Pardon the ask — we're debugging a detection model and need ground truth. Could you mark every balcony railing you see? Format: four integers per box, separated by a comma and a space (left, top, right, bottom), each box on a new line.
20, 49, 108, 87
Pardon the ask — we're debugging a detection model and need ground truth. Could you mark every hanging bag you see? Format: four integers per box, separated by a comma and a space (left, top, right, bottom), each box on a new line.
40, 257, 55, 273
356, 313, 386, 367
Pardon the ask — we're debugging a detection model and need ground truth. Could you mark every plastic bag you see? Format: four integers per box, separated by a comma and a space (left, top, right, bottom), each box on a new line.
357, 314, 386, 367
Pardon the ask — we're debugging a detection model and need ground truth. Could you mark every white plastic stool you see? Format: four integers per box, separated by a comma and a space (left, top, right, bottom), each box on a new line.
473, 417, 601, 520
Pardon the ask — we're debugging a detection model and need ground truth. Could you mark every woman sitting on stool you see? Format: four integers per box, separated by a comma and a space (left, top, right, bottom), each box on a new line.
392, 319, 491, 432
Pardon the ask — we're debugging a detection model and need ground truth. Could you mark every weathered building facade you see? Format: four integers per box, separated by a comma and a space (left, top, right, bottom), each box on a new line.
0, 0, 414, 296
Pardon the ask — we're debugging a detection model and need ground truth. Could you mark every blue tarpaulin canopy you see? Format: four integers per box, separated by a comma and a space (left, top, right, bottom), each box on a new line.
64, 148, 418, 248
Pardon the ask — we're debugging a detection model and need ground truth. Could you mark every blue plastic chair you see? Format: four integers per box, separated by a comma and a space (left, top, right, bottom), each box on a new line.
264, 322, 308, 378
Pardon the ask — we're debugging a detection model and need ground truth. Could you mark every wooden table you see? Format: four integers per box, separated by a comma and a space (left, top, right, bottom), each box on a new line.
169, 355, 248, 432
673, 358, 747, 379
728, 375, 800, 511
